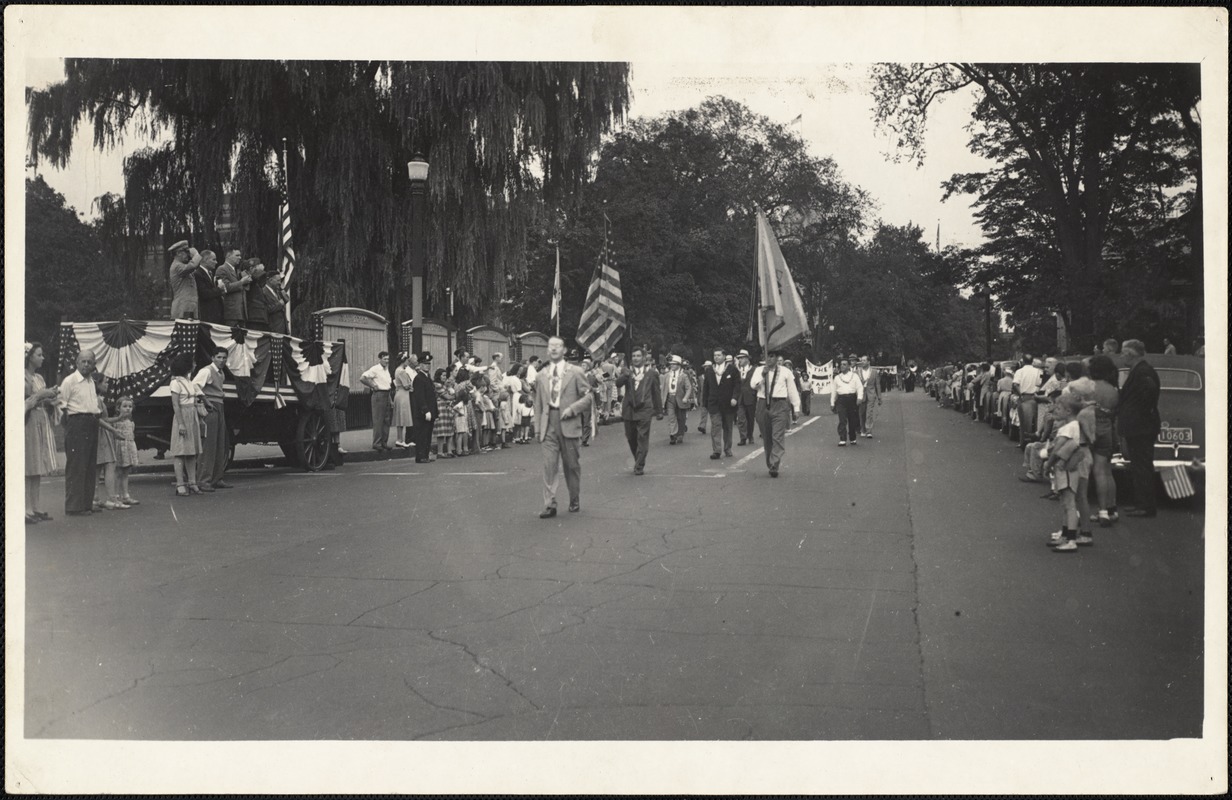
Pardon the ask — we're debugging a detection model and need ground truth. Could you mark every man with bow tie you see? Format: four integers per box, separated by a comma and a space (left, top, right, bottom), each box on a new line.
533, 336, 593, 517
615, 345, 664, 476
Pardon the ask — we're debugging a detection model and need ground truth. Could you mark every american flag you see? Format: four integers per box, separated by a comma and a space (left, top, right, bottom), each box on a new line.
1161, 464, 1195, 500
577, 225, 625, 359
279, 141, 297, 334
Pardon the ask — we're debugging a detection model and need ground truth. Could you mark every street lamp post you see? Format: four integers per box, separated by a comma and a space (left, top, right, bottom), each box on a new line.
407, 155, 430, 358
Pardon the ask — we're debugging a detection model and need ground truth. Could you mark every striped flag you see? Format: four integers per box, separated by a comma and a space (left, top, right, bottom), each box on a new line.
279, 140, 297, 335
551, 245, 561, 336
1161, 464, 1195, 500
577, 227, 626, 359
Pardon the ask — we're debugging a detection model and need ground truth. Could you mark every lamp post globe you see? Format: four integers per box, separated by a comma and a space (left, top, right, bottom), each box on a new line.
407, 155, 430, 357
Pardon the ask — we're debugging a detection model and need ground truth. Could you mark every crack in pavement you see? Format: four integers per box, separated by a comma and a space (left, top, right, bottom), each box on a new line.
425, 630, 542, 713
346, 582, 440, 626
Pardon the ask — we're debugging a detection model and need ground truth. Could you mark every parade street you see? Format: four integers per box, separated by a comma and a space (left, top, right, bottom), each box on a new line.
23, 391, 1205, 741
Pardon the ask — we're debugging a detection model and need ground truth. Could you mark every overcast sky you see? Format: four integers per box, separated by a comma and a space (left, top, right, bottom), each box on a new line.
28, 59, 991, 248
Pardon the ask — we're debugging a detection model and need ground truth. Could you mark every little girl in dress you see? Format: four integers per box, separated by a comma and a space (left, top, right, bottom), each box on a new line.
453, 388, 471, 456
112, 396, 141, 506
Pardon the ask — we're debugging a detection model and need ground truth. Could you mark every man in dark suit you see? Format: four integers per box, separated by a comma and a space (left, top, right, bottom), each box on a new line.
409, 352, 437, 464
193, 250, 225, 324
615, 345, 664, 476
701, 348, 739, 459
534, 336, 592, 516
216, 249, 251, 328
1117, 339, 1161, 517
734, 349, 758, 445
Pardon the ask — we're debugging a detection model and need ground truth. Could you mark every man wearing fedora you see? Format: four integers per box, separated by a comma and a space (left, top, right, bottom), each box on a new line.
167, 240, 203, 320
734, 349, 758, 445
701, 347, 739, 459
409, 352, 437, 464
661, 355, 695, 445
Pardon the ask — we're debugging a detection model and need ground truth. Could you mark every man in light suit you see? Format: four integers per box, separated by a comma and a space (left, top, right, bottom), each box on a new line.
661, 355, 695, 445
701, 347, 740, 459
534, 336, 592, 517
167, 240, 202, 319
615, 345, 664, 476
856, 355, 881, 438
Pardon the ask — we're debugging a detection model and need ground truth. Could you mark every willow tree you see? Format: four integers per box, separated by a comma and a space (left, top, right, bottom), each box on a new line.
27, 60, 630, 327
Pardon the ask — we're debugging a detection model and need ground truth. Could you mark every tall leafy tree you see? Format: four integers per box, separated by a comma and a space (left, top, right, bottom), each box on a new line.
27, 60, 630, 329
871, 63, 1201, 352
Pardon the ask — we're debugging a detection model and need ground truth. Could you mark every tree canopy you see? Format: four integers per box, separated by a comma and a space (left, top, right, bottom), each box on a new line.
872, 63, 1202, 352
27, 60, 631, 327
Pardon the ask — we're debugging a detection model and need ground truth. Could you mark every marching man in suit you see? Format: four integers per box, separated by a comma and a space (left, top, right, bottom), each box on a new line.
734, 349, 758, 445
661, 355, 695, 445
534, 336, 593, 517
856, 355, 881, 438
615, 345, 664, 476
701, 348, 740, 459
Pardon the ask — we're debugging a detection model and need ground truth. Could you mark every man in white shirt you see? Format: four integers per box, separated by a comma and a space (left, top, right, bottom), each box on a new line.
750, 350, 801, 478
487, 353, 505, 386
1012, 356, 1044, 447
361, 351, 394, 451
59, 349, 101, 515
830, 358, 865, 446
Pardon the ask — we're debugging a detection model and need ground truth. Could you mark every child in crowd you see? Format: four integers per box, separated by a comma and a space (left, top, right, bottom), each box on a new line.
112, 395, 141, 506
1044, 388, 1095, 552
94, 376, 127, 510
453, 388, 471, 456
517, 389, 534, 443
434, 378, 456, 457
478, 385, 496, 451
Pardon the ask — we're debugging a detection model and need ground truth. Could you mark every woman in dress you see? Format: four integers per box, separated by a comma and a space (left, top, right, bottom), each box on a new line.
24, 342, 60, 523
391, 352, 415, 448
168, 352, 205, 495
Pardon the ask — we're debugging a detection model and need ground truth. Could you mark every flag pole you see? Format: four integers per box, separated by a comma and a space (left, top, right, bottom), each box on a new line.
281, 137, 293, 337
554, 244, 561, 337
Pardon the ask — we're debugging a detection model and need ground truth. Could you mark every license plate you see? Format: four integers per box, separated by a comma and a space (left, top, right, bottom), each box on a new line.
1158, 427, 1193, 444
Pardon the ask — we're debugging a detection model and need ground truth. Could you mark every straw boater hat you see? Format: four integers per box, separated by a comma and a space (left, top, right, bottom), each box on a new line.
669, 355, 682, 366
737, 349, 750, 358
167, 240, 190, 254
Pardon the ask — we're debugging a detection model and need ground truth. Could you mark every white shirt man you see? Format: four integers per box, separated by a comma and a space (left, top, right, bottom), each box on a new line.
1012, 358, 1045, 445
749, 354, 801, 477
361, 353, 394, 450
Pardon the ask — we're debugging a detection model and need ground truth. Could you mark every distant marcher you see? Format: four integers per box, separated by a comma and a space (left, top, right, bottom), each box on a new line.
59, 349, 101, 516
734, 349, 757, 445
193, 346, 232, 491
701, 348, 739, 459
829, 358, 864, 446
167, 240, 203, 319
193, 250, 225, 324
391, 352, 415, 448
1117, 339, 1161, 518
217, 249, 251, 328
361, 351, 394, 451
662, 355, 695, 445
24, 343, 60, 523
856, 355, 880, 437
168, 352, 206, 496
616, 345, 664, 476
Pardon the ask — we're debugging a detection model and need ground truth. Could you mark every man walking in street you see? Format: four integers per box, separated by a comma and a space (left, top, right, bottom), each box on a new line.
217, 249, 251, 328
734, 349, 757, 445
409, 352, 437, 464
701, 348, 739, 459
193, 346, 233, 491
167, 240, 202, 320
661, 355, 695, 445
534, 336, 590, 516
856, 355, 881, 438
59, 350, 102, 515
751, 350, 801, 478
616, 345, 664, 476
1117, 339, 1161, 518
361, 351, 394, 451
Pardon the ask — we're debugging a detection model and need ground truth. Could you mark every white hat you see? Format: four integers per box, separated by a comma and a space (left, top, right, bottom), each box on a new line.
669, 355, 683, 366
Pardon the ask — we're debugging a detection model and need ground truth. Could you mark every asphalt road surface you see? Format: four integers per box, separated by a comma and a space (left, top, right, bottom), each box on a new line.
23, 391, 1206, 740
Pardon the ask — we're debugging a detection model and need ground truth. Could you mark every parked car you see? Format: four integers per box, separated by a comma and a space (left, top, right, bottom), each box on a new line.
1112, 353, 1205, 481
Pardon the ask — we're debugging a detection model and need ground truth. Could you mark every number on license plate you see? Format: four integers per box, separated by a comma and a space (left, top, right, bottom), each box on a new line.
1158, 427, 1193, 444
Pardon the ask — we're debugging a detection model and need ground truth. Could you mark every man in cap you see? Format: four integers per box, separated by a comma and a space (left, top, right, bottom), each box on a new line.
661, 355, 695, 445
360, 351, 394, 451
734, 349, 758, 445
750, 349, 801, 478
701, 348, 739, 459
409, 352, 437, 464
167, 240, 203, 320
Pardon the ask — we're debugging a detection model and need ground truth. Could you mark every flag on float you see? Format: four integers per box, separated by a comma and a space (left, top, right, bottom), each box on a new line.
279, 140, 297, 335
577, 225, 626, 359
755, 208, 809, 351
551, 245, 561, 336
1161, 464, 1195, 500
